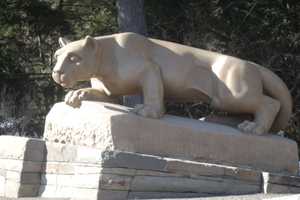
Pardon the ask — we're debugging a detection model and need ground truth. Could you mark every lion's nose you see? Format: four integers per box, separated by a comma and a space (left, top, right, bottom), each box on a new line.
52, 70, 63, 83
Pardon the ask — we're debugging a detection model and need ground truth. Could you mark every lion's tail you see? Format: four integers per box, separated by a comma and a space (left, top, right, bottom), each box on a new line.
255, 63, 293, 132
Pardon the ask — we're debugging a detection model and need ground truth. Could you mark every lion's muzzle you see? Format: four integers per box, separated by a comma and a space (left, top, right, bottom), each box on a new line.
52, 70, 75, 88
52, 70, 62, 84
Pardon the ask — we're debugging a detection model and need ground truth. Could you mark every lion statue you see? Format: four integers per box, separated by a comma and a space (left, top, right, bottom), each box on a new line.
52, 32, 292, 135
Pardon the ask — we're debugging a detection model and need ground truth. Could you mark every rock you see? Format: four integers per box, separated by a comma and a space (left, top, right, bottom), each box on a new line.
44, 101, 299, 175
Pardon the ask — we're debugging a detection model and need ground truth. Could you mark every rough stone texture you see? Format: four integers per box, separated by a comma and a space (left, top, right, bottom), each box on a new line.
44, 102, 117, 150
44, 101, 299, 175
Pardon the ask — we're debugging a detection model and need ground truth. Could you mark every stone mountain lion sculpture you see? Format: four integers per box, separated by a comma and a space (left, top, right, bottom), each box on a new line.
52, 32, 292, 135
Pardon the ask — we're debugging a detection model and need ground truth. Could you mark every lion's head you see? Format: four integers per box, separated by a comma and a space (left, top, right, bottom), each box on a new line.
52, 36, 100, 88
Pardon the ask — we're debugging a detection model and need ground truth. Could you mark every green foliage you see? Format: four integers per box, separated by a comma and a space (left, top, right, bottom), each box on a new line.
0, 0, 70, 74
0, 0, 118, 75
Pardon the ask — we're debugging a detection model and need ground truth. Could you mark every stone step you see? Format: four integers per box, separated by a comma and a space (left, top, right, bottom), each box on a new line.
0, 136, 299, 199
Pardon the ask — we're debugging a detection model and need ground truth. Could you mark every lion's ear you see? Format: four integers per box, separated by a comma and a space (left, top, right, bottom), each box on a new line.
83, 35, 96, 50
59, 37, 70, 47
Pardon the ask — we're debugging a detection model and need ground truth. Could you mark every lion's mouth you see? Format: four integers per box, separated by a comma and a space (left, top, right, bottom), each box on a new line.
60, 82, 68, 87
59, 79, 75, 88
52, 73, 74, 88
59, 80, 75, 89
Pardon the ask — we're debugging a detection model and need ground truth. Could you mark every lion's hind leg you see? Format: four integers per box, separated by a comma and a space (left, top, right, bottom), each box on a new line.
213, 60, 280, 134
238, 95, 280, 134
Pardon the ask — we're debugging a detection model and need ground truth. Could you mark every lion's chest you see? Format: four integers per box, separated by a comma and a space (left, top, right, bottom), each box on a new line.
95, 75, 141, 96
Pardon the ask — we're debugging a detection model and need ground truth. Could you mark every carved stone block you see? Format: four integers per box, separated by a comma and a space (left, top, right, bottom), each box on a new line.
44, 101, 299, 175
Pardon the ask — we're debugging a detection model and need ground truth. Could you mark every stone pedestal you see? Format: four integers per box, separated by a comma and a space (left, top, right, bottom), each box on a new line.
0, 136, 300, 200
0, 101, 299, 199
0, 136, 299, 199
44, 101, 298, 175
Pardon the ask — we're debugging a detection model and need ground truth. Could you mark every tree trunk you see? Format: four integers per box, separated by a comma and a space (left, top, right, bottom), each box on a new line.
116, 0, 147, 35
116, 0, 147, 107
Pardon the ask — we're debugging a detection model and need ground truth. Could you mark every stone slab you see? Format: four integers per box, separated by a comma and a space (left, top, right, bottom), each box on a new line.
100, 174, 132, 190
39, 185, 100, 199
139, 194, 300, 200
0, 159, 42, 173
128, 192, 211, 199
5, 181, 39, 198
45, 142, 104, 164
6, 171, 41, 184
266, 183, 300, 193
41, 173, 132, 191
102, 151, 167, 171
44, 101, 299, 175
40, 186, 128, 200
0, 194, 296, 200
97, 190, 129, 200
268, 173, 300, 187
102, 151, 262, 183
0, 136, 300, 199
130, 175, 260, 195
0, 136, 45, 162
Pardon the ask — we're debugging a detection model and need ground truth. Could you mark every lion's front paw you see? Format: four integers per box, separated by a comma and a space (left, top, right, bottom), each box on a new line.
131, 104, 164, 119
238, 120, 265, 135
64, 90, 87, 108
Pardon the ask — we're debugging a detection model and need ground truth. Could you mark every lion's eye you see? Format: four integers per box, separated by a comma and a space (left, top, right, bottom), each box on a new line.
69, 56, 77, 62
